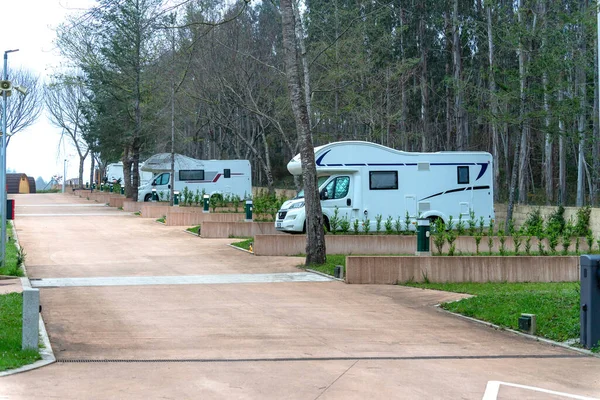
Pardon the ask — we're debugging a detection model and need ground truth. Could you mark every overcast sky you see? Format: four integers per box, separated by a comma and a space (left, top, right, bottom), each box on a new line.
1, 0, 94, 182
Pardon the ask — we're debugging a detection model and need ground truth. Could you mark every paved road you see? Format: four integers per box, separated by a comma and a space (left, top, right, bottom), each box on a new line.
1, 193, 599, 399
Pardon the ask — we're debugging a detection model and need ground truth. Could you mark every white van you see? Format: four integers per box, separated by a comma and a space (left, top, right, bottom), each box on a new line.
105, 162, 153, 187
137, 153, 252, 202
275, 141, 494, 233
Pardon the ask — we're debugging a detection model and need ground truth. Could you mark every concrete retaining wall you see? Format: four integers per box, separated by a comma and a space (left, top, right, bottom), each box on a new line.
345, 256, 579, 284
123, 200, 141, 212
201, 222, 281, 238
495, 204, 600, 237
141, 204, 171, 218
165, 210, 246, 226
252, 234, 591, 256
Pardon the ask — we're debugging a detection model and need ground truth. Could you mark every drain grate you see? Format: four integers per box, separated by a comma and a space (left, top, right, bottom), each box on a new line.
57, 354, 586, 364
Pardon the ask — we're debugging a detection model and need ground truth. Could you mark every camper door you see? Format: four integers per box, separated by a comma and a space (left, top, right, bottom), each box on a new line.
320, 176, 352, 227
152, 172, 171, 200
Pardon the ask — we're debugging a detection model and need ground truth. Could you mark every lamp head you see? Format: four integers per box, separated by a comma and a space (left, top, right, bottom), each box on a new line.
13, 85, 27, 95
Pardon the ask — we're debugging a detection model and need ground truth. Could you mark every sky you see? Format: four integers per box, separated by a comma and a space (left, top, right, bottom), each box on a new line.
1, 0, 94, 183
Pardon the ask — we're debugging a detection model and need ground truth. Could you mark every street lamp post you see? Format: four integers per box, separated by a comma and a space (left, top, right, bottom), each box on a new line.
62, 159, 67, 193
1, 49, 19, 266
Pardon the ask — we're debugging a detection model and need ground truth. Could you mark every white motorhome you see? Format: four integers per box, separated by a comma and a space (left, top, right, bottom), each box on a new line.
275, 141, 494, 233
137, 153, 252, 202
105, 162, 153, 187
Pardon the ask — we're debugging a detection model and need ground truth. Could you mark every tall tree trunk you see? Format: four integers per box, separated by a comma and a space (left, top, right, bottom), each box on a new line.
576, 1, 587, 207
281, 0, 326, 265
558, 89, 567, 205
453, 0, 467, 150
292, 1, 312, 132
419, 7, 429, 152
486, 4, 499, 202
505, 133, 520, 232
594, 16, 600, 206
445, 9, 453, 150
89, 153, 95, 190
517, 0, 529, 204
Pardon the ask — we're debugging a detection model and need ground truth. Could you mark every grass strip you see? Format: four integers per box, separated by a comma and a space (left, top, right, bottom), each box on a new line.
230, 238, 253, 251
0, 223, 23, 277
0, 293, 41, 371
402, 282, 580, 343
186, 225, 201, 235
305, 254, 346, 276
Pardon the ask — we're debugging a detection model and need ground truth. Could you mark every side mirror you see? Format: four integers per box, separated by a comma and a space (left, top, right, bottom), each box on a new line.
151, 181, 156, 186
320, 190, 329, 200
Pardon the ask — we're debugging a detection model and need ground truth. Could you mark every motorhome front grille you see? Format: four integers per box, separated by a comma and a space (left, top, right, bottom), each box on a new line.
278, 211, 287, 219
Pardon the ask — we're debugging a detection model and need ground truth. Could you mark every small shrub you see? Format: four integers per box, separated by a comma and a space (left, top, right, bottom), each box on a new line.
194, 190, 201, 206
329, 207, 340, 234
446, 215, 455, 231
525, 236, 532, 255
340, 217, 350, 234
487, 219, 494, 254
513, 228, 523, 255
497, 229, 506, 255
394, 216, 403, 235
575, 237, 580, 254
547, 206, 566, 236
537, 232, 546, 256
456, 215, 465, 236
375, 214, 383, 234
353, 218, 360, 235
474, 233, 482, 255
547, 231, 559, 255
574, 206, 592, 237
446, 229, 457, 256
586, 233, 595, 252
524, 208, 544, 237
467, 210, 476, 236
404, 211, 411, 234
362, 218, 371, 234
562, 234, 571, 255
210, 195, 218, 212
384, 216, 394, 235
432, 218, 446, 255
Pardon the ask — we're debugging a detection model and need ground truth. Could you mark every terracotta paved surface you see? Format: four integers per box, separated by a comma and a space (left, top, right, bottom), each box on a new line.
1, 193, 599, 399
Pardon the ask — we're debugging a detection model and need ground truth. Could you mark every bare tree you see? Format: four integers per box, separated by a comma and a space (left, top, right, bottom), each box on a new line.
280, 0, 326, 266
0, 68, 42, 145
45, 75, 90, 189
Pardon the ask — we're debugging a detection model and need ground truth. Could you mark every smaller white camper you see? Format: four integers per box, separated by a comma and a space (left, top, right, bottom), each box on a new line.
137, 153, 252, 202
275, 141, 494, 233
105, 162, 153, 187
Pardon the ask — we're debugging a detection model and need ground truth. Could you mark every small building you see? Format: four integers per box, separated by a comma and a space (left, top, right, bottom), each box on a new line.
7, 173, 32, 194
27, 177, 36, 194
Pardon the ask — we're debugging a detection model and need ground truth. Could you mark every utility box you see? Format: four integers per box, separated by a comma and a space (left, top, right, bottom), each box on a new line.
6, 199, 15, 220
416, 218, 431, 256
580, 255, 600, 349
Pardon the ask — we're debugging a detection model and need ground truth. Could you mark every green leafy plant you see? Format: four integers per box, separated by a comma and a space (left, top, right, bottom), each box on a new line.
384, 216, 394, 235
487, 219, 494, 254
525, 236, 532, 255
524, 208, 544, 237
537, 232, 546, 256
375, 214, 383, 234
394, 216, 402, 235
586, 232, 594, 252
456, 215, 465, 236
446, 229, 457, 256
468, 210, 476, 236
561, 234, 572, 255
353, 218, 360, 235
210, 195, 218, 212
446, 215, 455, 231
404, 211, 411, 234
194, 189, 201, 206
547, 206, 566, 236
574, 206, 592, 237
362, 218, 371, 234
547, 231, 559, 255
497, 229, 506, 255
329, 207, 340, 234
432, 218, 446, 255
340, 217, 350, 234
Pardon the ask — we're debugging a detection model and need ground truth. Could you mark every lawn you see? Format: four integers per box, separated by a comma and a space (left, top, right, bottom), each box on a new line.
0, 293, 41, 371
230, 238, 253, 251
305, 254, 346, 276
402, 281, 580, 343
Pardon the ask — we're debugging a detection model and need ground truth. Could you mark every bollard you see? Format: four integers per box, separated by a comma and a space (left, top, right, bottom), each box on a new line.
174, 191, 180, 206
245, 200, 253, 222
416, 218, 431, 256
203, 194, 210, 213
86, 182, 89, 189
109, 184, 114, 193
120, 186, 125, 195
152, 188, 158, 202
100, 183, 104, 191
22, 288, 40, 350
580, 255, 600, 349
92, 183, 96, 190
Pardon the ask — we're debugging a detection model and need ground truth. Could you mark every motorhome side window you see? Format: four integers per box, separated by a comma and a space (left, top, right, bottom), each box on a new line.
154, 173, 170, 185
224, 169, 231, 178
322, 176, 350, 199
457, 166, 469, 184
179, 170, 205, 181
369, 171, 398, 190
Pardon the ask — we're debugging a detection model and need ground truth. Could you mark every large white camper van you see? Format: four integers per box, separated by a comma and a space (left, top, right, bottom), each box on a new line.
275, 141, 494, 233
137, 153, 252, 202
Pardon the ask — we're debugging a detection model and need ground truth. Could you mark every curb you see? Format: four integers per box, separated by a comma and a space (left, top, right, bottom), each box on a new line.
306, 268, 344, 282
183, 229, 201, 238
226, 244, 254, 254
436, 305, 600, 359
0, 222, 56, 377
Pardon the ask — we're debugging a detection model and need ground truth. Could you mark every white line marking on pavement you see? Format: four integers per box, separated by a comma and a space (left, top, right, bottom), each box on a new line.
16, 204, 109, 207
17, 213, 130, 217
482, 381, 599, 400
30, 272, 333, 288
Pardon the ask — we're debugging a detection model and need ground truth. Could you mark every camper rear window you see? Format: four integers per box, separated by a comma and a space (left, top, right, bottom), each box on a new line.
369, 171, 398, 190
179, 170, 205, 181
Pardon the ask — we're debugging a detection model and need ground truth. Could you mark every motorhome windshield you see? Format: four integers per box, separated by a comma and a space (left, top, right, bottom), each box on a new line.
295, 176, 330, 199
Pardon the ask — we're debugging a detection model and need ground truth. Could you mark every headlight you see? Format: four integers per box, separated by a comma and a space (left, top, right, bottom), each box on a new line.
289, 201, 305, 209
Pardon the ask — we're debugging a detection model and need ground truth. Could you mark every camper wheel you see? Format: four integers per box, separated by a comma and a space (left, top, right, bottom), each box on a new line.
144, 193, 152, 202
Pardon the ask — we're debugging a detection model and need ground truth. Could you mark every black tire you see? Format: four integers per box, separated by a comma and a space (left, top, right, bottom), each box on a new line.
144, 193, 152, 202
323, 216, 331, 232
